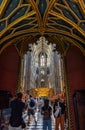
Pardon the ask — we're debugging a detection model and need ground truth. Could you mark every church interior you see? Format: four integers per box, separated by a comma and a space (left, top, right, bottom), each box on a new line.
0, 0, 85, 130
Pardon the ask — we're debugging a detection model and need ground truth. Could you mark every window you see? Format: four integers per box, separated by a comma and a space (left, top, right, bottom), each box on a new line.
39, 52, 47, 67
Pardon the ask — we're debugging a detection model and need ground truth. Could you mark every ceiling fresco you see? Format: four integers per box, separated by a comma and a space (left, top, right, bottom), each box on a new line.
0, 0, 85, 55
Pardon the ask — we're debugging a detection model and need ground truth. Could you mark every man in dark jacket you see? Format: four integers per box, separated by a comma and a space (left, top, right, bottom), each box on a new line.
9, 92, 26, 130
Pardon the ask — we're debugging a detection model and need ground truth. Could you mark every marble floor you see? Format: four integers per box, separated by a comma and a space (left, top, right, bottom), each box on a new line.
0, 109, 68, 130
23, 110, 68, 130
23, 110, 55, 130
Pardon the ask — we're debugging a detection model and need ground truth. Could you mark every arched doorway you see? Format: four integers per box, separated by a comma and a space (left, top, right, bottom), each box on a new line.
0, 37, 85, 130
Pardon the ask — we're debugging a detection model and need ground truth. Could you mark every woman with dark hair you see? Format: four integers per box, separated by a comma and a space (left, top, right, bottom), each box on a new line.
41, 99, 52, 130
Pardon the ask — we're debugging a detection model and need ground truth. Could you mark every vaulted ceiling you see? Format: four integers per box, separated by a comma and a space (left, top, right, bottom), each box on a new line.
0, 0, 85, 55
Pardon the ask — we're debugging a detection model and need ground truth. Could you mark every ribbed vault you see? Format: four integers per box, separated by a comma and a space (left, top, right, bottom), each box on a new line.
0, 1, 85, 129
0, 0, 85, 55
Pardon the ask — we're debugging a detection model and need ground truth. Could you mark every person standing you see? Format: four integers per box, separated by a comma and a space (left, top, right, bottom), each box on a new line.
53, 99, 61, 130
53, 98, 65, 130
41, 98, 52, 130
26, 95, 37, 125
38, 97, 44, 112
9, 92, 26, 130
59, 99, 66, 130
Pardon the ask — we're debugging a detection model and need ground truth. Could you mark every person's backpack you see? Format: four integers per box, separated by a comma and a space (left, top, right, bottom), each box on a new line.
29, 99, 35, 107
42, 106, 52, 120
